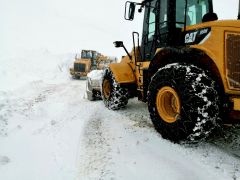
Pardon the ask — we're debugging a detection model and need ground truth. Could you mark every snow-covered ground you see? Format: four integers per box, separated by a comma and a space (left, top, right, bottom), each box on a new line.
1, 51, 240, 180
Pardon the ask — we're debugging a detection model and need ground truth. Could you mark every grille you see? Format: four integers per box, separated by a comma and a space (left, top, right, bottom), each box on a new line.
74, 63, 86, 72
226, 33, 240, 89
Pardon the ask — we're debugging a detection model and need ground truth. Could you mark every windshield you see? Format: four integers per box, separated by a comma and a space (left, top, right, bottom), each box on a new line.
176, 0, 210, 27
92, 52, 98, 59
81, 51, 93, 59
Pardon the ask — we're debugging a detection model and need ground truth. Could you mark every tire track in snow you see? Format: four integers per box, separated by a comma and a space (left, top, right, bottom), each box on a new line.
0, 82, 68, 137
123, 98, 240, 161
78, 105, 114, 179
207, 125, 240, 158
0, 92, 12, 137
75, 97, 240, 179
0, 156, 10, 166
18, 83, 65, 115
118, 98, 154, 131
106, 98, 240, 179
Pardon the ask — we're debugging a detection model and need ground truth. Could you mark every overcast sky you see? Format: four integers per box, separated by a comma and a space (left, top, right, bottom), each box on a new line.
0, 0, 239, 58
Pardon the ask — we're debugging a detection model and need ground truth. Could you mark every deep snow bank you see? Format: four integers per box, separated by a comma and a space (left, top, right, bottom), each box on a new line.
0, 49, 74, 92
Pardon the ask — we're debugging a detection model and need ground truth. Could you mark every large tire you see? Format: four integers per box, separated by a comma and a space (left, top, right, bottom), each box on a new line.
148, 63, 222, 143
101, 68, 128, 110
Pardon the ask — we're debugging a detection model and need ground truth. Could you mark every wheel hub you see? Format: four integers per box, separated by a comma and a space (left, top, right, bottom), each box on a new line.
103, 79, 111, 99
156, 86, 181, 123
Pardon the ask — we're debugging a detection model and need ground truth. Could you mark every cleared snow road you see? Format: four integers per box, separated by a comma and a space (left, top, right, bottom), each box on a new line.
0, 52, 240, 180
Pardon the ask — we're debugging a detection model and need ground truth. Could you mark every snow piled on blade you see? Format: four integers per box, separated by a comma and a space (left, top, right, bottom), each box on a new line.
87, 69, 104, 80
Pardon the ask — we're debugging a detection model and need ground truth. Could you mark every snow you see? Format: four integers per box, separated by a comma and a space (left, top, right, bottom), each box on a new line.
87, 70, 104, 80
0, 50, 240, 180
0, 49, 73, 92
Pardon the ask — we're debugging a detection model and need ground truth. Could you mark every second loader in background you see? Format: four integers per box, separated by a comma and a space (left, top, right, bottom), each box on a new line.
70, 50, 116, 79
70, 50, 97, 79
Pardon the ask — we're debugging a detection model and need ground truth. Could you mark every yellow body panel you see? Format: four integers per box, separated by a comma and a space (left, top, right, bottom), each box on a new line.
109, 48, 151, 84
232, 98, 240, 111
75, 58, 92, 72
69, 58, 91, 77
70, 68, 88, 77
186, 20, 240, 95
135, 61, 150, 88
109, 62, 136, 83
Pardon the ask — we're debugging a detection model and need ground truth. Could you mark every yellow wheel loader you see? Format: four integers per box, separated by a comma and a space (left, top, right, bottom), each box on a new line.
70, 50, 99, 79
101, 0, 240, 142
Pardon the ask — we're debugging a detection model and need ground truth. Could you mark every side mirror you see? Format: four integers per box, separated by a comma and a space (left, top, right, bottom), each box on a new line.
125, 1, 136, 21
113, 41, 124, 48
113, 41, 132, 60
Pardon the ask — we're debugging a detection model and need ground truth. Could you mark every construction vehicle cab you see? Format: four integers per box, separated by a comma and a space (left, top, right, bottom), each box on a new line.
129, 0, 218, 59
101, 0, 240, 143
125, 0, 215, 58
81, 50, 99, 69
70, 50, 99, 79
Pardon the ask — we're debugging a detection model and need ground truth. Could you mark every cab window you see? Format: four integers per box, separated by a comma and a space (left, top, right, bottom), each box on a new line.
148, 6, 156, 40
176, 0, 210, 27
160, 0, 167, 28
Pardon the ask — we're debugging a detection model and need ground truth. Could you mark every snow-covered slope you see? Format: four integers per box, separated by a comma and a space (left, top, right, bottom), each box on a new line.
0, 49, 73, 92
0, 50, 240, 180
